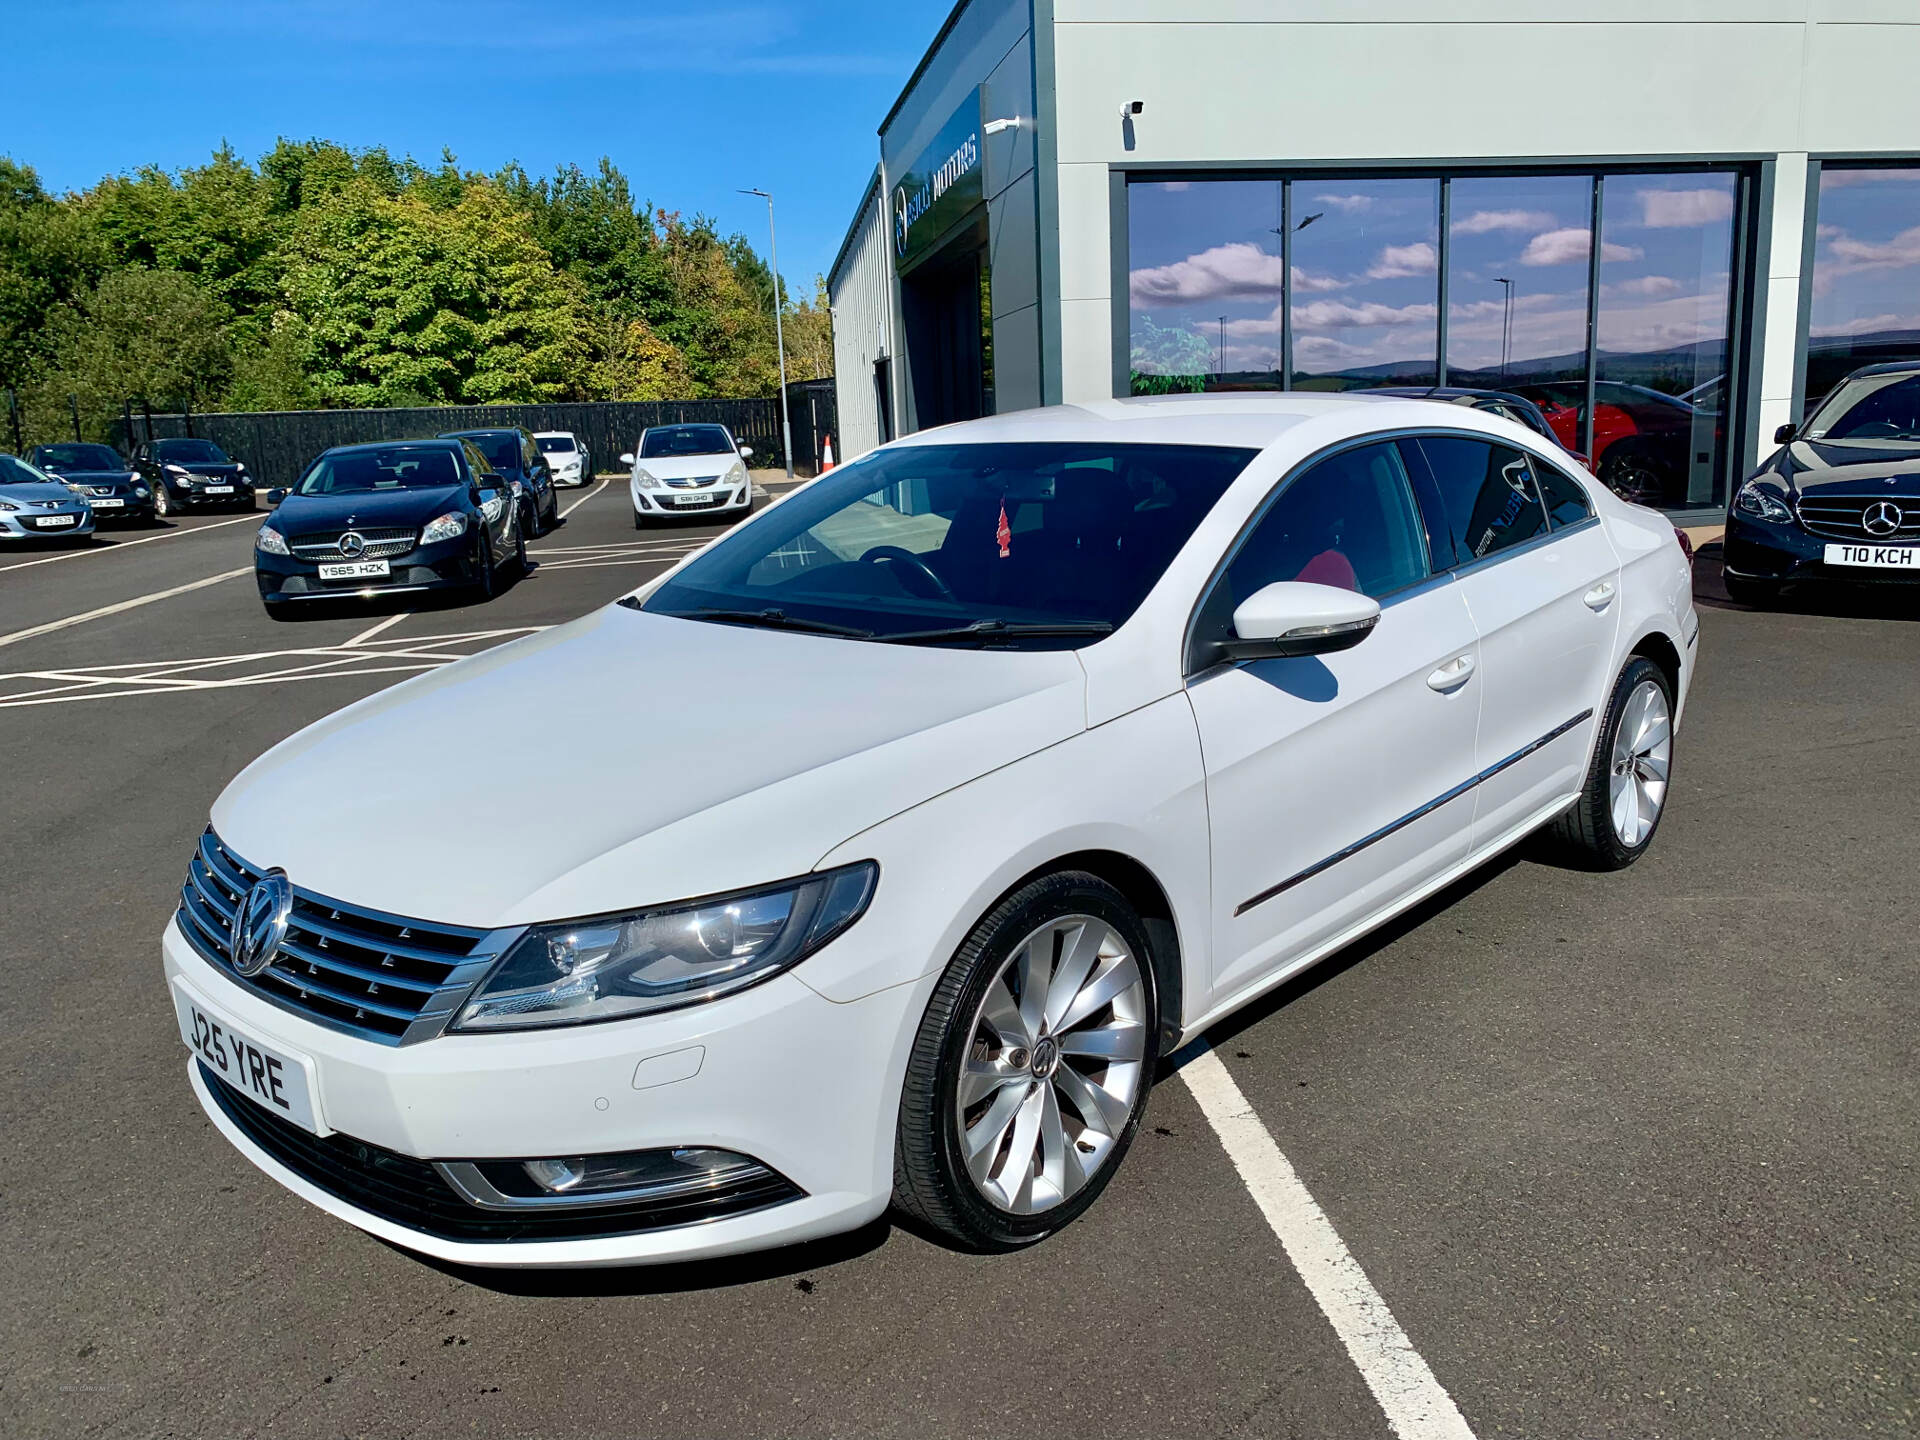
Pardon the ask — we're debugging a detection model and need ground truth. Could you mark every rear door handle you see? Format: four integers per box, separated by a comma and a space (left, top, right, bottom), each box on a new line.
1584, 580, 1616, 612
1427, 653, 1475, 692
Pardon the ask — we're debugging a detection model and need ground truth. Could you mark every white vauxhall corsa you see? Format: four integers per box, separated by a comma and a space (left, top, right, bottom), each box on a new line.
533, 430, 591, 487
166, 395, 1699, 1268
623, 422, 754, 526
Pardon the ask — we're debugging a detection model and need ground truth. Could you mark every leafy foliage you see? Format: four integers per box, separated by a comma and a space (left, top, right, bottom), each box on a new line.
0, 144, 832, 445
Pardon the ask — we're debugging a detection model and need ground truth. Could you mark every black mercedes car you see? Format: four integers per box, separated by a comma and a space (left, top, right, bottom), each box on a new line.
1724, 362, 1920, 606
254, 439, 524, 618
26, 442, 155, 523
133, 437, 254, 515
437, 427, 557, 537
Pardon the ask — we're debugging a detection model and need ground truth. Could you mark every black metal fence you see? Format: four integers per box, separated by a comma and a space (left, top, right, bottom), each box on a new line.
111, 397, 814, 491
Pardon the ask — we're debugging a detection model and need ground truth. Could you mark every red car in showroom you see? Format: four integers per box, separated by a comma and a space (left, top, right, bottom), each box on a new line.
1514, 381, 1714, 508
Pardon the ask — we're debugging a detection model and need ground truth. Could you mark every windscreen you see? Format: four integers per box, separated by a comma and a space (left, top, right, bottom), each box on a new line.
641, 426, 732, 459
641, 441, 1257, 647
296, 447, 464, 496
535, 435, 575, 454
0, 455, 56, 486
153, 439, 228, 462
37, 444, 123, 469
1804, 371, 1920, 444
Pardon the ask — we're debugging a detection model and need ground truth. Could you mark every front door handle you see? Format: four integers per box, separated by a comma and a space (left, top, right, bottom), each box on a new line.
1584, 580, 1617, 612
1427, 653, 1475, 692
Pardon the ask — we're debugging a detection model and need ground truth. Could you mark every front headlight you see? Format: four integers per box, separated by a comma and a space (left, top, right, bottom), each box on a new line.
420, 511, 469, 543
255, 525, 289, 555
634, 468, 660, 490
0, 500, 18, 513
452, 863, 878, 1032
165, 464, 190, 477
1735, 481, 1793, 524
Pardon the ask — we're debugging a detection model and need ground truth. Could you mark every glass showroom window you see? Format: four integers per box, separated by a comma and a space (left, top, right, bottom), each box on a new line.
1805, 165, 1920, 410
1289, 179, 1439, 389
1444, 175, 1593, 439
1594, 173, 1738, 509
1127, 179, 1286, 393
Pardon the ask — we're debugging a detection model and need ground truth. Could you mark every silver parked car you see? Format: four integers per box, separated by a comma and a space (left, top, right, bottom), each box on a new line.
0, 453, 95, 540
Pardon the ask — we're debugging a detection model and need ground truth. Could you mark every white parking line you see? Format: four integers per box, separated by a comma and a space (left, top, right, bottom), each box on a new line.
1178, 1045, 1478, 1440
558, 477, 610, 520
0, 512, 260, 575
0, 565, 254, 652
346, 612, 409, 646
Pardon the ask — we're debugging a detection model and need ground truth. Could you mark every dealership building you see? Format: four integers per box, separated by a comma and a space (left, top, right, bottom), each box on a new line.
827, 2, 1920, 517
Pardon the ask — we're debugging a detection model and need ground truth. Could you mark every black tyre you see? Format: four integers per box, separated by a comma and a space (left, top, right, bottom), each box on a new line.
633, 506, 647, 530
511, 519, 529, 578
1545, 657, 1675, 871
152, 484, 171, 519
1722, 570, 1780, 609
894, 871, 1160, 1252
469, 532, 496, 603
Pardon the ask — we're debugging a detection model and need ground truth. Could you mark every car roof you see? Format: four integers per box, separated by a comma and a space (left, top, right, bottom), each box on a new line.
1840, 361, 1920, 380
1370, 385, 1538, 406
437, 428, 522, 440
888, 393, 1422, 451
532, 430, 578, 440
320, 439, 466, 457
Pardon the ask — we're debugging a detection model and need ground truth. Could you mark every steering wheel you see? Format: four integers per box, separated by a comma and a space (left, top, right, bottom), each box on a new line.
859, 545, 956, 602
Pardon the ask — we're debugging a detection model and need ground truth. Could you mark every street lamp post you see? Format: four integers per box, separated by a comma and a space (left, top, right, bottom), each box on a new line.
1493, 276, 1514, 379
740, 188, 795, 479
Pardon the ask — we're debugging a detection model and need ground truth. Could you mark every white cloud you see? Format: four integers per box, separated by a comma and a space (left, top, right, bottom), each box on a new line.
1313, 193, 1374, 214
1294, 298, 1438, 330
1636, 188, 1734, 228
1520, 228, 1642, 267
1451, 209, 1554, 236
1367, 241, 1437, 279
1605, 275, 1683, 298
1128, 243, 1346, 306
1829, 224, 1920, 269
1809, 310, 1920, 338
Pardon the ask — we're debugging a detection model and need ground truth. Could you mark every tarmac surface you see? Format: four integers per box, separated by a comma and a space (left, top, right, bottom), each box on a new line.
2, 476, 1913, 1439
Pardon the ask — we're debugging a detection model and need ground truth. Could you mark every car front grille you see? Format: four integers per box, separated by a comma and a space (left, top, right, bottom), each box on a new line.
661, 474, 722, 488
176, 828, 503, 1044
199, 1062, 805, 1243
289, 527, 417, 561
1796, 495, 1920, 543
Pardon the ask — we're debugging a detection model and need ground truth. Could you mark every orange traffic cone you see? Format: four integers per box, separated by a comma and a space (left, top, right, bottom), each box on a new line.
820, 434, 835, 472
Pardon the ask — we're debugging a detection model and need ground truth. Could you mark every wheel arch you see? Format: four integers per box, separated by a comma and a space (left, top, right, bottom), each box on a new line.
1628, 627, 1682, 700
996, 849, 1186, 1055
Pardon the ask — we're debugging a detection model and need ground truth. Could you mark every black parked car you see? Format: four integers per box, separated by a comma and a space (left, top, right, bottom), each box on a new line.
1369, 386, 1590, 467
437, 427, 557, 536
1723, 362, 1920, 606
254, 440, 525, 619
133, 437, 254, 516
26, 442, 155, 523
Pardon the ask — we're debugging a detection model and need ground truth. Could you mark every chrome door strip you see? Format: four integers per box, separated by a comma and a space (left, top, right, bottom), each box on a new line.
1234, 708, 1594, 916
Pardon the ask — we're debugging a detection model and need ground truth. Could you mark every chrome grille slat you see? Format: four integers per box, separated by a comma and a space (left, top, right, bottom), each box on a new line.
1796, 495, 1920, 542
175, 827, 509, 1046
289, 526, 417, 561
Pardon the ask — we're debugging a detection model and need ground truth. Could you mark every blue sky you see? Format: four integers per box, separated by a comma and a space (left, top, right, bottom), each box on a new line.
4, 0, 952, 286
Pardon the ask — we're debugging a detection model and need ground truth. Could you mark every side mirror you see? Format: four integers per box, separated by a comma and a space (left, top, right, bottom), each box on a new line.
1773, 422, 1797, 444
618, 452, 636, 467
738, 445, 754, 460
265, 488, 287, 507
1217, 582, 1380, 663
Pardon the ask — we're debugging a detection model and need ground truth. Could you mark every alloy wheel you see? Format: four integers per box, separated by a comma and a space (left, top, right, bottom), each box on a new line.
1608, 678, 1671, 846
153, 484, 169, 518
953, 915, 1148, 1216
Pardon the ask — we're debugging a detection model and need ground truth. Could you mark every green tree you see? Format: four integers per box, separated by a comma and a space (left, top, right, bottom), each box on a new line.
782, 275, 835, 383
0, 157, 107, 390
28, 266, 232, 441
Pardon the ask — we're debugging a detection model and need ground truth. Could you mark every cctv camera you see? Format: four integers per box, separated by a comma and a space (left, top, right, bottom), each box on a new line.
1123, 100, 1144, 116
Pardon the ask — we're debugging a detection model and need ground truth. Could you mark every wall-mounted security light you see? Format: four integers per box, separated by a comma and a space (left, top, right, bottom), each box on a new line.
984, 116, 1023, 136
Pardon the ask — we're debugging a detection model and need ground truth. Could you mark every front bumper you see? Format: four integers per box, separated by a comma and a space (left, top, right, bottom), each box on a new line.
634, 485, 751, 516
254, 534, 483, 603
164, 916, 922, 1266
1724, 510, 1920, 586
165, 481, 254, 507
0, 508, 94, 538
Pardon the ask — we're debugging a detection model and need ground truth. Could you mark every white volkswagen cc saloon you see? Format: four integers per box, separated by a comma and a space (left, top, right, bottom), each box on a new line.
166, 395, 1698, 1268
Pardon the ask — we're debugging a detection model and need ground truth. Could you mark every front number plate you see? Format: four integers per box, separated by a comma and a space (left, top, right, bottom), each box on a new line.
672, 493, 714, 506
173, 985, 322, 1134
204, 485, 235, 495
90, 498, 125, 508
1825, 542, 1917, 570
318, 559, 391, 580
35, 514, 78, 527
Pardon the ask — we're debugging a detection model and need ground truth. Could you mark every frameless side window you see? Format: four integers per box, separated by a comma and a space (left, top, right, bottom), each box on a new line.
1529, 454, 1595, 529
1408, 436, 1549, 566
1222, 441, 1430, 605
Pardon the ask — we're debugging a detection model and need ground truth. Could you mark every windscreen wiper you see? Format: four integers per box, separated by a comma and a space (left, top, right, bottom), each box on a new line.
879, 618, 1114, 646
621, 599, 875, 639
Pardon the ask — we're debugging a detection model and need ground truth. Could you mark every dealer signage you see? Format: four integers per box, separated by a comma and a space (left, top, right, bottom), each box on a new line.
891, 89, 984, 272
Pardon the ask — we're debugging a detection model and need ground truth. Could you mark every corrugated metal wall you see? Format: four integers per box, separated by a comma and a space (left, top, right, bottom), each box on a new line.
828, 190, 895, 460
